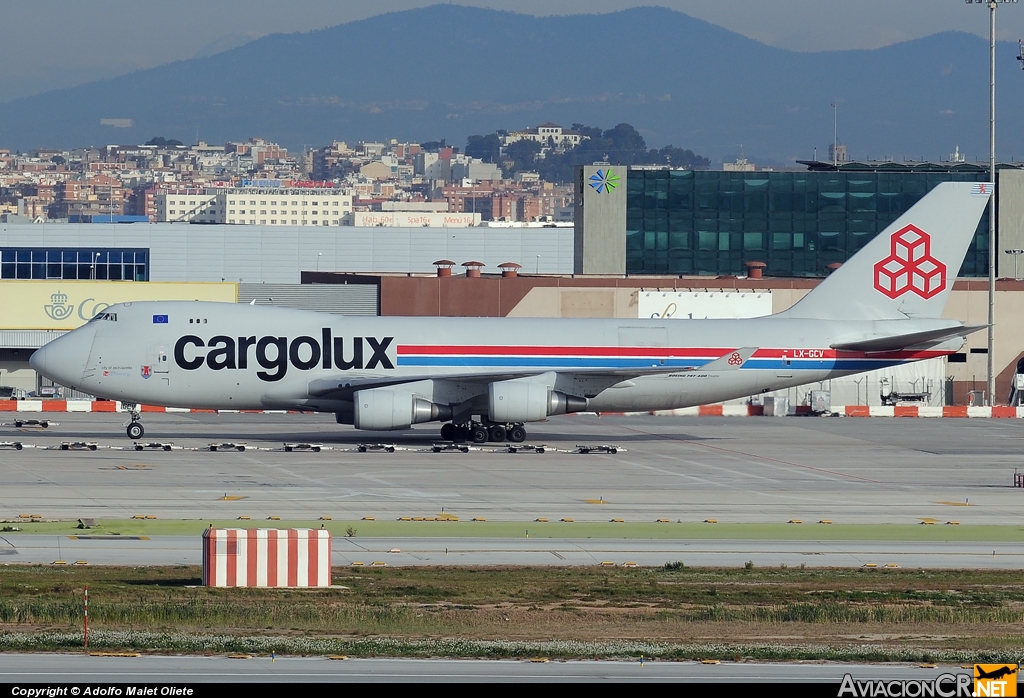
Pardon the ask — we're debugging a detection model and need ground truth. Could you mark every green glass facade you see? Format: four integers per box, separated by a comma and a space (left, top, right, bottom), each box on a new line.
625, 169, 990, 277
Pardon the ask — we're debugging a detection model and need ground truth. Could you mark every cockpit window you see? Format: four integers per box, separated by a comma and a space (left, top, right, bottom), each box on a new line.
88, 312, 118, 322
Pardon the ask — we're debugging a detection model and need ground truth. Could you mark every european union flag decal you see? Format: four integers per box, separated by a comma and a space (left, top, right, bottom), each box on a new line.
153, 315, 168, 324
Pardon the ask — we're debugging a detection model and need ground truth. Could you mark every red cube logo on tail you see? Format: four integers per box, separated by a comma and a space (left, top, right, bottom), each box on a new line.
873, 224, 946, 299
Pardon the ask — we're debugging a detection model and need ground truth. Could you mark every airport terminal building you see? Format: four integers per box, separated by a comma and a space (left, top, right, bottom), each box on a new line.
575, 162, 1024, 278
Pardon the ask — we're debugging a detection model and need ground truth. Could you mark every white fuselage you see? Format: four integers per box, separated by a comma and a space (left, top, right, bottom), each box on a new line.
31, 301, 958, 417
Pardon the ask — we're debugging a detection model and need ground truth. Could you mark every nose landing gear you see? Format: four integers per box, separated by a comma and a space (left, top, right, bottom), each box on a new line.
123, 403, 145, 439
440, 421, 526, 444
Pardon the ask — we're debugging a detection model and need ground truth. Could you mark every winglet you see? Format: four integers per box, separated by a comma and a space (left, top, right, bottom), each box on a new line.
699, 347, 758, 371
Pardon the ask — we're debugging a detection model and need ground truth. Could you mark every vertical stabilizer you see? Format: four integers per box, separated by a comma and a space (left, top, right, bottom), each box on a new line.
780, 181, 989, 320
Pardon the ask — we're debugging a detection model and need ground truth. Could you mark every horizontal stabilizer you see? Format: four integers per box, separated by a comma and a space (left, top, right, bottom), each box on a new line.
830, 325, 985, 352
696, 347, 758, 371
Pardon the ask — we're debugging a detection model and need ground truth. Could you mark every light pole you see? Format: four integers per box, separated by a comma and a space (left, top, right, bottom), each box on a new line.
316, 252, 322, 273
1005, 249, 1024, 279
830, 101, 838, 167
966, 0, 1017, 405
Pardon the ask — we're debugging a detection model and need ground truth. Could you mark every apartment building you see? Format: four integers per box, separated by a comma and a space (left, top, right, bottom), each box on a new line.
157, 187, 353, 225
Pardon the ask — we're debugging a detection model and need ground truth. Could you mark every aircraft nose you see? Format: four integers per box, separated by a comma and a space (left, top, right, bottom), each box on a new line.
31, 325, 97, 388
28, 345, 47, 375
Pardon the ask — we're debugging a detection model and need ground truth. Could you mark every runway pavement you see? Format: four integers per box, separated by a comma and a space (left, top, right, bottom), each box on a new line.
0, 653, 987, 683
2, 414, 1019, 682
1, 411, 1023, 526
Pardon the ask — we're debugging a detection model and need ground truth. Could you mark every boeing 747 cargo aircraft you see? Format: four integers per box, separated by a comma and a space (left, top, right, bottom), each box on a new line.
30, 182, 989, 442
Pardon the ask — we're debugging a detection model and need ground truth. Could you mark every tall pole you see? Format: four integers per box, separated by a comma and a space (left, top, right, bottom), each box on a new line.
988, 0, 996, 406
831, 101, 838, 167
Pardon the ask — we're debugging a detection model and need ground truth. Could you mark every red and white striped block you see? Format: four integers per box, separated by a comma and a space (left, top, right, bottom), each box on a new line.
650, 405, 768, 417
202, 528, 331, 588
653, 405, 1024, 418
837, 405, 1023, 418
8, 400, 1024, 418
0, 400, 291, 414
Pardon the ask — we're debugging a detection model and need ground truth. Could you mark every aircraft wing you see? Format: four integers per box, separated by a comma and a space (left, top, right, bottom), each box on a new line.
306, 366, 682, 399
305, 349, 760, 400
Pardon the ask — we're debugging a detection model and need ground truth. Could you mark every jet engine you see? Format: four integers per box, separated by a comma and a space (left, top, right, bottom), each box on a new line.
353, 388, 452, 430
488, 379, 587, 423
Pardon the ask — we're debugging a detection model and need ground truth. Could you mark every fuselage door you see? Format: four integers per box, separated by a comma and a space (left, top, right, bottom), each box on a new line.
776, 350, 793, 378
148, 344, 171, 374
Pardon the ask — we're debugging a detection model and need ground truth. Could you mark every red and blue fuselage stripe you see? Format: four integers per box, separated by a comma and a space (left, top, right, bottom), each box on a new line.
396, 346, 951, 371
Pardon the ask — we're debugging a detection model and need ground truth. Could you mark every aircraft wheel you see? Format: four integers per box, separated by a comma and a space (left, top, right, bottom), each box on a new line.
126, 422, 144, 440
470, 425, 489, 444
508, 425, 527, 443
440, 423, 457, 441
488, 425, 507, 442
454, 425, 470, 442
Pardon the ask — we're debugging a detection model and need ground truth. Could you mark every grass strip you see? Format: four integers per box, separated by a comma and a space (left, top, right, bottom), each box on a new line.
1, 631, 1022, 664
1, 565, 1024, 661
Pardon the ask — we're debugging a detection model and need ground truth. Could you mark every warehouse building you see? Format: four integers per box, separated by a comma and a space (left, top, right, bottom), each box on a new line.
0, 222, 574, 283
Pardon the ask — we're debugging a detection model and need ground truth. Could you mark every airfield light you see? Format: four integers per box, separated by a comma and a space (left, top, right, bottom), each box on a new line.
1005, 249, 1024, 279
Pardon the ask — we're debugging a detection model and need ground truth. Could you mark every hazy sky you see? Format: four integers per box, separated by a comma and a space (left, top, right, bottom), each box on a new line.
2, 1, 1022, 101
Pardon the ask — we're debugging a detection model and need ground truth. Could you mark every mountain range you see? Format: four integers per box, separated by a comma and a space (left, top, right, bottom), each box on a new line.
0, 4, 1021, 165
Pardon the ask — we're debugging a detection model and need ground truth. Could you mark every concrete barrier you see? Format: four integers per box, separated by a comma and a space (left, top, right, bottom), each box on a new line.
10, 400, 1024, 419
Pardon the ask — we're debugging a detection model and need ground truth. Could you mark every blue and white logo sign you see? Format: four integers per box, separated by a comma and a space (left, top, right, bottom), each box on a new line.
588, 169, 620, 194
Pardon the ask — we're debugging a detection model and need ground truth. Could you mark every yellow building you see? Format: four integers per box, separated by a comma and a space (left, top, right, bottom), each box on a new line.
0, 281, 236, 394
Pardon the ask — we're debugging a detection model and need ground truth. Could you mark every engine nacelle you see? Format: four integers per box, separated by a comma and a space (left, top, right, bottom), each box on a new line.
488, 380, 587, 423
547, 391, 588, 416
353, 388, 451, 430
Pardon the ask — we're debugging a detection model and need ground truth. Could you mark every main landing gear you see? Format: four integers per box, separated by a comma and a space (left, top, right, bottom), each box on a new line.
440, 421, 527, 444
123, 403, 145, 440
